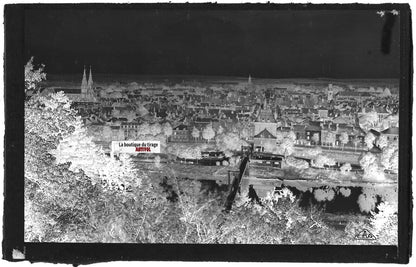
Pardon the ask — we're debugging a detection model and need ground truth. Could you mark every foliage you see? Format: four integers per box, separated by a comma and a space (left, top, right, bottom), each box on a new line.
340, 163, 352, 173
202, 123, 216, 142
191, 127, 200, 139
313, 154, 336, 168
220, 189, 338, 244
24, 61, 145, 241
311, 133, 320, 144
285, 157, 309, 169
364, 132, 376, 149
369, 202, 397, 244
286, 131, 296, 141
339, 187, 351, 197
149, 123, 162, 136
359, 153, 385, 181
215, 132, 248, 152
379, 143, 398, 171
339, 132, 349, 149
344, 201, 397, 245
359, 111, 379, 132
280, 137, 295, 156
375, 134, 388, 150
321, 131, 336, 145
154, 155, 161, 168
275, 131, 285, 143
314, 188, 335, 202
25, 57, 46, 95
166, 143, 203, 159
163, 122, 173, 137
357, 187, 378, 213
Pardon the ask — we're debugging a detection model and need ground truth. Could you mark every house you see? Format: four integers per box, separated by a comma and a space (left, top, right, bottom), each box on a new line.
253, 106, 277, 137
373, 106, 391, 122
381, 127, 399, 142
170, 124, 190, 142
305, 122, 322, 145
317, 107, 330, 120
253, 128, 277, 152
292, 125, 307, 145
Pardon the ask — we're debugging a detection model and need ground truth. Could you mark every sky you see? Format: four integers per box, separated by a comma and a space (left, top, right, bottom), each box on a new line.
24, 7, 400, 79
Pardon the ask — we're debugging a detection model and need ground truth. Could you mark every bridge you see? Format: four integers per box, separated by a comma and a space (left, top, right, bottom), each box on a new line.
224, 156, 250, 211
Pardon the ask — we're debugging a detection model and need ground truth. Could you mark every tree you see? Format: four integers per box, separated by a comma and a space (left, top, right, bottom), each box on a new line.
182, 146, 202, 159
285, 157, 309, 169
112, 108, 121, 117
314, 188, 336, 202
137, 104, 149, 116
376, 134, 388, 150
359, 153, 385, 181
359, 152, 377, 170
359, 111, 379, 131
117, 128, 125, 140
216, 132, 248, 152
281, 137, 295, 157
154, 155, 161, 168
125, 110, 136, 122
275, 131, 285, 144
339, 132, 349, 150
202, 123, 216, 142
313, 154, 336, 168
286, 131, 296, 142
239, 123, 252, 140
217, 125, 224, 135
322, 131, 336, 148
24, 57, 46, 96
312, 133, 320, 145
389, 150, 399, 172
364, 132, 376, 150
163, 122, 173, 138
137, 122, 151, 137
149, 123, 162, 136
340, 163, 352, 173
24, 61, 150, 242
380, 145, 398, 170
191, 127, 200, 140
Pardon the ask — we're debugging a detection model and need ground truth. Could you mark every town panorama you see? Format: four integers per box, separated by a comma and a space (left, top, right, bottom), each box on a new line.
25, 64, 399, 244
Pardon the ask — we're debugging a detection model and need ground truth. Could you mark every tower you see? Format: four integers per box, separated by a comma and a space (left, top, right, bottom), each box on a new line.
81, 66, 88, 96
248, 74, 252, 84
88, 66, 93, 90
327, 84, 334, 101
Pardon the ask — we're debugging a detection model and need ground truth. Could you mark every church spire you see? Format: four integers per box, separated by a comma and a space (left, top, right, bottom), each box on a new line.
88, 66, 93, 89
81, 65, 88, 93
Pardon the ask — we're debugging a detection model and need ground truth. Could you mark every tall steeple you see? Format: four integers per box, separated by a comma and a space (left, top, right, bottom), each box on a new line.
81, 65, 88, 94
248, 74, 252, 84
88, 66, 93, 89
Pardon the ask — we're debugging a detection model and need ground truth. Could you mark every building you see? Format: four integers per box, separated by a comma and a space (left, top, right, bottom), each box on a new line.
381, 127, 399, 142
41, 66, 97, 103
327, 84, 334, 101
253, 128, 277, 152
170, 124, 190, 142
253, 105, 278, 137
305, 122, 322, 145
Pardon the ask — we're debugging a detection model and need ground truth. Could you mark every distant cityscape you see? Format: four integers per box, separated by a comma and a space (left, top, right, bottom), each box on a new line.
41, 67, 399, 166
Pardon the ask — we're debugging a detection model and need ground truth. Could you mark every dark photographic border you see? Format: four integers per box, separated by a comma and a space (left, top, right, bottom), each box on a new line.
3, 3, 412, 264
